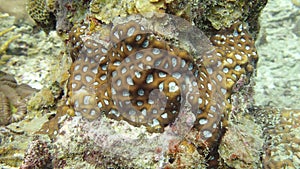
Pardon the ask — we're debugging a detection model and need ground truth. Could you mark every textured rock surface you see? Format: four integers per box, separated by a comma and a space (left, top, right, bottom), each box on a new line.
0, 4, 67, 169
0, 14, 66, 89
254, 107, 300, 168
254, 0, 300, 109
219, 115, 264, 168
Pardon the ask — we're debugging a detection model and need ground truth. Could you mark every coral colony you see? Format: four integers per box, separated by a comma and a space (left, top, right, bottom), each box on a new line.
66, 14, 258, 167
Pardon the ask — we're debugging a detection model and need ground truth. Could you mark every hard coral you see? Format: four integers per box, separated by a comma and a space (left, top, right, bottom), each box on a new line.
191, 0, 267, 38
0, 71, 38, 125
106, 20, 216, 133
210, 21, 258, 96
26, 0, 91, 34
90, 0, 174, 24
254, 107, 300, 169
26, 0, 56, 33
0, 24, 21, 57
68, 17, 227, 139
66, 13, 258, 167
68, 24, 89, 61
219, 115, 264, 168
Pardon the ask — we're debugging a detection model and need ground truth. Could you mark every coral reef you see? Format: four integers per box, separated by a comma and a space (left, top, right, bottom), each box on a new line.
27, 88, 55, 111
20, 137, 53, 169
0, 111, 52, 167
0, 129, 27, 167
55, 0, 91, 34
26, 0, 56, 34
26, 0, 91, 34
25, 0, 267, 40
53, 112, 208, 168
173, 0, 268, 39
6, 0, 298, 169
209, 21, 258, 97
254, 0, 300, 109
0, 71, 38, 125
89, 0, 173, 24
63, 10, 259, 167
254, 107, 300, 168
219, 113, 264, 168
0, 20, 66, 89
203, 1, 245, 29
0, 2, 66, 169
0, 13, 22, 64
68, 19, 224, 135
106, 22, 203, 132
67, 23, 89, 61
36, 104, 69, 139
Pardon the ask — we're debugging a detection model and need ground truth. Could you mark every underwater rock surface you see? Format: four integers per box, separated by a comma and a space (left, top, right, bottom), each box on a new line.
254, 0, 300, 109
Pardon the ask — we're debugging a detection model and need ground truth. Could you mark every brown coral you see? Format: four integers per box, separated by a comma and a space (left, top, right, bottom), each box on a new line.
68, 37, 109, 120
0, 71, 38, 125
0, 91, 10, 125
68, 20, 227, 140
210, 21, 258, 96
66, 15, 258, 167
106, 20, 215, 133
254, 107, 300, 168
68, 24, 88, 61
